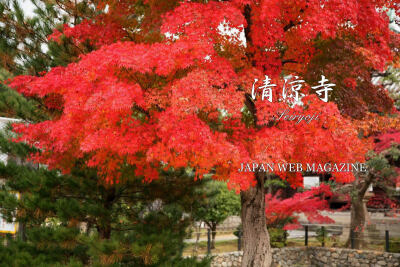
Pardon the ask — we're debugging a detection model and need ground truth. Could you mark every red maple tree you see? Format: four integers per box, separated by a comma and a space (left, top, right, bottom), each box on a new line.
7, 1, 399, 266
265, 184, 334, 230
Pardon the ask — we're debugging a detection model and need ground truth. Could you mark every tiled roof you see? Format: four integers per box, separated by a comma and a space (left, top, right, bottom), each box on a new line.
372, 68, 400, 109
371, 69, 400, 94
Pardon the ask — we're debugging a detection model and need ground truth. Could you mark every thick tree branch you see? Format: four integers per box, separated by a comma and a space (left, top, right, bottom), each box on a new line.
243, 4, 255, 66
358, 172, 374, 198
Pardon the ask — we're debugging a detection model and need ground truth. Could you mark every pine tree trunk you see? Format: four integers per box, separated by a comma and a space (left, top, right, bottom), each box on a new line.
211, 223, 217, 249
240, 173, 272, 267
98, 226, 112, 239
98, 187, 115, 239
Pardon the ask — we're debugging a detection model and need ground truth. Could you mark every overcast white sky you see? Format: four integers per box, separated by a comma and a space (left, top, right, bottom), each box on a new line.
20, 0, 35, 17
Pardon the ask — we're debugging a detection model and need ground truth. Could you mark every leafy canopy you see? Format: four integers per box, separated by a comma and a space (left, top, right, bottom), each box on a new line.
7, 0, 400, 190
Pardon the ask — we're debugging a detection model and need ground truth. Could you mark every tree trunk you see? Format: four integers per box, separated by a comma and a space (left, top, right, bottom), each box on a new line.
211, 223, 217, 249
347, 196, 367, 249
346, 172, 373, 249
98, 225, 112, 239
241, 5, 272, 264
240, 173, 272, 267
193, 224, 201, 255
97, 186, 116, 239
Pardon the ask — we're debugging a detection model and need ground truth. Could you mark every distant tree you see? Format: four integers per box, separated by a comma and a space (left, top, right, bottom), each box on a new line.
192, 180, 240, 249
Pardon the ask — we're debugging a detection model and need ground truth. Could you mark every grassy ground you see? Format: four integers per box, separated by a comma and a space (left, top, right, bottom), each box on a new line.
286, 238, 386, 251
187, 229, 236, 239
183, 240, 238, 256
183, 237, 390, 257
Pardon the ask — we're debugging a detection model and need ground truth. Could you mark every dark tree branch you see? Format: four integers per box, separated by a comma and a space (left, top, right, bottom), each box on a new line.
282, 59, 298, 65
283, 20, 302, 32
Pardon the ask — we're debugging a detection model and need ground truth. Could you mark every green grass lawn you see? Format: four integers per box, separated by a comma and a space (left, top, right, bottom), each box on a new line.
183, 236, 393, 257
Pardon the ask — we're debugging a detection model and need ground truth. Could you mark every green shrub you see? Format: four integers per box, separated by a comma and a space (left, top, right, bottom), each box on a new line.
268, 228, 288, 248
389, 238, 400, 253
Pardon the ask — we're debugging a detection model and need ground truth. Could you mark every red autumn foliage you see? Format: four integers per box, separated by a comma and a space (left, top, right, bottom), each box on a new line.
265, 184, 334, 230
7, 0, 398, 191
363, 130, 400, 212
374, 130, 400, 153
303, 38, 395, 119
354, 112, 400, 138
48, 20, 125, 47
367, 192, 400, 210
